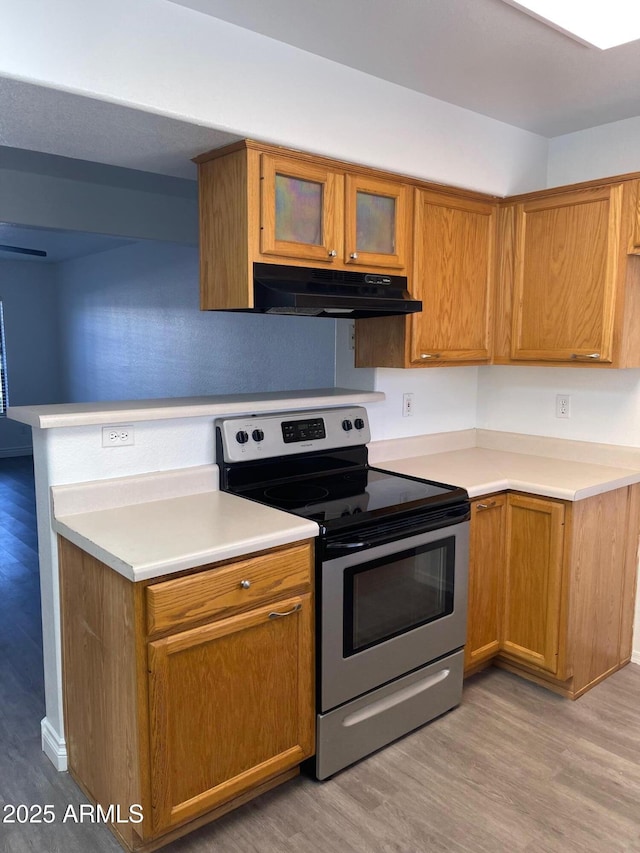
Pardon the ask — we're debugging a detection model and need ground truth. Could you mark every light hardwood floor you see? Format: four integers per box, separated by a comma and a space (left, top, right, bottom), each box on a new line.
1, 456, 639, 853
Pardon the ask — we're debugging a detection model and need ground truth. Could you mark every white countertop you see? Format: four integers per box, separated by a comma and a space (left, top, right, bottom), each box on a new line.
50, 430, 640, 584
8, 387, 384, 429
379, 446, 640, 501
54, 491, 318, 582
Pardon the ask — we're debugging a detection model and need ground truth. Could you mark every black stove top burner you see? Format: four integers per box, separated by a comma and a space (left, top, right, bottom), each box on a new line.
264, 483, 331, 504
232, 465, 467, 528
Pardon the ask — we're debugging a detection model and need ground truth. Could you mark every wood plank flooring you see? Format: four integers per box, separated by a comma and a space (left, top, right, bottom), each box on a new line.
1, 456, 639, 852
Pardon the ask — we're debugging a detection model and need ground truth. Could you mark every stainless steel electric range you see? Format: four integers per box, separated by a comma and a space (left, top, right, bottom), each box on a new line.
215, 406, 470, 779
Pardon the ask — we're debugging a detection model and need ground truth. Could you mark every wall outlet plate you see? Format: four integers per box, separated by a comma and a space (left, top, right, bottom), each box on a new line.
102, 425, 135, 447
403, 392, 414, 417
556, 394, 571, 419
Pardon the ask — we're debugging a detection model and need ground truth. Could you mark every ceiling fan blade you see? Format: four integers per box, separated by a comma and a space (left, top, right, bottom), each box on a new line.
0, 243, 47, 257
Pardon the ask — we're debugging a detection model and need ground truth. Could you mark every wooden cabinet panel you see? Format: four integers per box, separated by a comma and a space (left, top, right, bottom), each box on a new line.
465, 495, 506, 672
344, 174, 409, 270
148, 594, 314, 834
146, 543, 311, 635
566, 488, 638, 692
410, 189, 495, 364
260, 154, 340, 263
511, 185, 623, 363
502, 494, 566, 674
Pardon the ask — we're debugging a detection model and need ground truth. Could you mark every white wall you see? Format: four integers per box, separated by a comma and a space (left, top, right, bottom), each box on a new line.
336, 319, 479, 441
548, 116, 640, 187
0, 0, 548, 197
477, 366, 640, 446
0, 261, 63, 454
56, 241, 336, 401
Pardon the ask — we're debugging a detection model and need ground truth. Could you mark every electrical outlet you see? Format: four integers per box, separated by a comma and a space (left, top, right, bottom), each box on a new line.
556, 394, 571, 419
402, 392, 414, 417
102, 425, 135, 447
349, 322, 355, 351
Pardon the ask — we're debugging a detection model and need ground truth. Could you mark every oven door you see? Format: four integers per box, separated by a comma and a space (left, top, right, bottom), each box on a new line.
319, 520, 469, 712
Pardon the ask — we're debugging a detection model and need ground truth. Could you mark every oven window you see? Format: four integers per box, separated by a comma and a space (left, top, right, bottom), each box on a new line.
343, 537, 455, 656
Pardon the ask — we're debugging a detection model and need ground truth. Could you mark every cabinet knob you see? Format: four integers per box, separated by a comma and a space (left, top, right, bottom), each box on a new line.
570, 352, 600, 360
328, 249, 337, 257
420, 353, 441, 359
240, 579, 251, 589
350, 252, 359, 260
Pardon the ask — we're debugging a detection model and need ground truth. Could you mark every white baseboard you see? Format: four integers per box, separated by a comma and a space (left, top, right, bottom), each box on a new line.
631, 651, 640, 666
41, 717, 67, 771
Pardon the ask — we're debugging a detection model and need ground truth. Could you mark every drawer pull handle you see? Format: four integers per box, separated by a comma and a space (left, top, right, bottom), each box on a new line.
240, 579, 251, 589
476, 501, 497, 510
420, 353, 441, 359
570, 352, 600, 360
269, 603, 302, 619
349, 252, 359, 260
328, 249, 337, 257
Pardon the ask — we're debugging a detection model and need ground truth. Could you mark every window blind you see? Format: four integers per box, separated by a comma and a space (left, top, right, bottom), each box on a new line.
0, 302, 8, 415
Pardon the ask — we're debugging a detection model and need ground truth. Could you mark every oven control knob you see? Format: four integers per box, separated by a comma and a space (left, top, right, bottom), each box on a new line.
354, 418, 365, 430
342, 419, 353, 431
252, 429, 264, 442
235, 430, 249, 444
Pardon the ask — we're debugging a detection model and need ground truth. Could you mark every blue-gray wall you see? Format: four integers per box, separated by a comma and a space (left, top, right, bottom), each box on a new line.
56, 241, 336, 402
0, 260, 63, 454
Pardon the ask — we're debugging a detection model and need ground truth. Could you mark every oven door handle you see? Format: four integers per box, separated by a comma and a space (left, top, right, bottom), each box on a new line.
325, 541, 370, 551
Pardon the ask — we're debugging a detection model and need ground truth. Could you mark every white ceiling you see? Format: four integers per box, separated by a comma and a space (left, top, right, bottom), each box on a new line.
170, 0, 640, 138
0, 77, 239, 181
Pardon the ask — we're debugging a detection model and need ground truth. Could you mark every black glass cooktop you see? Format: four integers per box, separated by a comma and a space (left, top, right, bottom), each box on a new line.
233, 466, 467, 526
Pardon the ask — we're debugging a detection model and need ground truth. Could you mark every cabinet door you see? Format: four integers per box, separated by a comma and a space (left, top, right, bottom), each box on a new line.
511, 185, 624, 363
148, 594, 314, 835
465, 495, 506, 672
410, 190, 496, 364
261, 154, 340, 262
344, 174, 408, 269
502, 494, 566, 674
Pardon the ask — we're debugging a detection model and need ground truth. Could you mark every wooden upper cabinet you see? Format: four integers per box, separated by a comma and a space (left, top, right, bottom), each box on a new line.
409, 189, 495, 364
511, 186, 621, 363
502, 180, 640, 368
502, 494, 567, 676
198, 140, 640, 369
197, 141, 414, 311
260, 154, 341, 263
344, 174, 409, 269
355, 187, 498, 368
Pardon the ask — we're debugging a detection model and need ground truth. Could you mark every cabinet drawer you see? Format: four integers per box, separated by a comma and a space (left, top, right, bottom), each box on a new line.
146, 543, 312, 635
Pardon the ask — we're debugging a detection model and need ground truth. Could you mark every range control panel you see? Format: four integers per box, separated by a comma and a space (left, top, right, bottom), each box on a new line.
216, 407, 371, 463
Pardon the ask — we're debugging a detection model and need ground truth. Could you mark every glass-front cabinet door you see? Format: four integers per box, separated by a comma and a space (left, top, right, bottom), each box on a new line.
344, 174, 409, 270
260, 154, 341, 263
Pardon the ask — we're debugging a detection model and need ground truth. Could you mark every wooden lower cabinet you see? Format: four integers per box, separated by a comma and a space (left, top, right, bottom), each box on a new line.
58, 538, 315, 851
464, 486, 640, 699
464, 494, 506, 671
502, 493, 567, 676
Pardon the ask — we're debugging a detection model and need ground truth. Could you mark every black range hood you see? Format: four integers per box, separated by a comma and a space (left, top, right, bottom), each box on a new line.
234, 263, 422, 319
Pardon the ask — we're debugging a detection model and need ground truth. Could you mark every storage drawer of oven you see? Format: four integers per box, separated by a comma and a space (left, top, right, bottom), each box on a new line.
316, 649, 464, 780
146, 543, 312, 635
